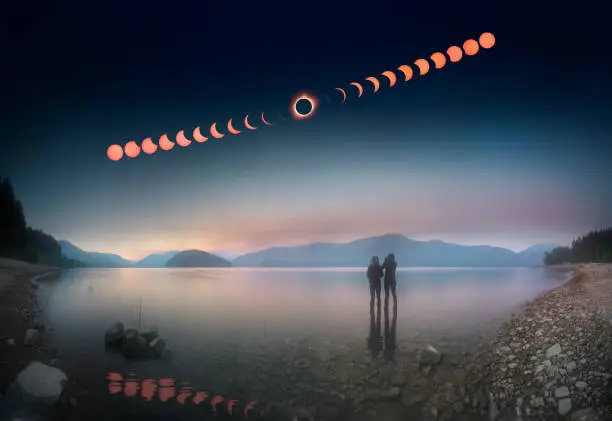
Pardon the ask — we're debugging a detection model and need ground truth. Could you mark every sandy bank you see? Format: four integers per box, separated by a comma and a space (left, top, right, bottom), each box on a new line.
483, 264, 612, 420
0, 258, 60, 394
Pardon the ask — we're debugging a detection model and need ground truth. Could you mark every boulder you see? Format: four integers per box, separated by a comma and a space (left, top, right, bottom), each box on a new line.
105, 324, 166, 360
104, 322, 125, 346
7, 362, 67, 406
150, 337, 166, 358
140, 329, 159, 343
120, 332, 154, 360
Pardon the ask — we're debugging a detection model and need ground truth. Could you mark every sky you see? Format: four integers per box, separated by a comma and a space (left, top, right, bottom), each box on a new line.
2, 1, 611, 260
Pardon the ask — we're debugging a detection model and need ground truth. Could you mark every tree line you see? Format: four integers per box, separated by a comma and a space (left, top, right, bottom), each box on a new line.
543, 228, 612, 265
0, 176, 84, 267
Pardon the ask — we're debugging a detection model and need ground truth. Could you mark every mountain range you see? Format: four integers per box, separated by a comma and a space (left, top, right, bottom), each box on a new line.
58, 235, 562, 268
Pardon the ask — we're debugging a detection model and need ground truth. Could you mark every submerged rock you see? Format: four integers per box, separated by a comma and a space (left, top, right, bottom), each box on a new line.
104, 322, 125, 345
140, 329, 159, 343
105, 323, 167, 360
23, 329, 41, 346
120, 330, 154, 360
150, 337, 166, 357
418, 345, 443, 366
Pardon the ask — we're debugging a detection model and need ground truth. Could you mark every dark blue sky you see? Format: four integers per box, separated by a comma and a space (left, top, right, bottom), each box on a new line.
2, 0, 611, 258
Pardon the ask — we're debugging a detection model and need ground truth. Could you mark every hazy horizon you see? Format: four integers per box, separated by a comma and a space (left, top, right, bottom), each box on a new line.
60, 232, 568, 262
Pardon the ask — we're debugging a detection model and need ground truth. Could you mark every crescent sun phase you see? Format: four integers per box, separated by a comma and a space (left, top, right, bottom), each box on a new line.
261, 112, 272, 126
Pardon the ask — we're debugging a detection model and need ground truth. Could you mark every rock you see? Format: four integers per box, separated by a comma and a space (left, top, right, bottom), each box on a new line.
317, 405, 339, 420
150, 337, 166, 358
558, 398, 572, 416
575, 381, 588, 390
364, 387, 400, 400
120, 332, 154, 360
570, 408, 594, 420
293, 407, 312, 421
546, 365, 560, 378
567, 361, 577, 373
418, 345, 443, 366
140, 329, 159, 343
508, 363, 518, 369
390, 372, 407, 386
8, 362, 67, 406
23, 329, 41, 346
515, 397, 523, 414
104, 322, 125, 345
7, 338, 15, 346
68, 395, 77, 407
453, 368, 467, 384
401, 390, 427, 407
49, 359, 60, 368
554, 386, 570, 399
443, 383, 457, 403
545, 343, 562, 359
296, 358, 310, 369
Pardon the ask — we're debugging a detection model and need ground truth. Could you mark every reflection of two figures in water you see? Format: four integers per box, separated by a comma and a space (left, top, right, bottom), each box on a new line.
366, 254, 398, 360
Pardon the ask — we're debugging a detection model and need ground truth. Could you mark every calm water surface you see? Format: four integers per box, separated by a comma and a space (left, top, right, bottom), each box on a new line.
36, 267, 570, 420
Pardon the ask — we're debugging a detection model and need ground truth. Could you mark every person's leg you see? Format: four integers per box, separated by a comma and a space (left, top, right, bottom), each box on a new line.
369, 282, 375, 308
391, 282, 397, 304
375, 282, 381, 306
384, 280, 390, 304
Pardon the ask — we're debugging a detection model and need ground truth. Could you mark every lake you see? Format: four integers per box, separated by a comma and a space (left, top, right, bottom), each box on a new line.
35, 267, 570, 421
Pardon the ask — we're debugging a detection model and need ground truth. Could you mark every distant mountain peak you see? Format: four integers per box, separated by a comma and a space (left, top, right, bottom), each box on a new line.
520, 244, 563, 254
232, 233, 544, 267
166, 249, 231, 268
136, 250, 181, 268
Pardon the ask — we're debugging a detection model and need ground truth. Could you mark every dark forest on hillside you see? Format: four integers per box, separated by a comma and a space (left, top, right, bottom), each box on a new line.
544, 229, 612, 265
0, 177, 83, 267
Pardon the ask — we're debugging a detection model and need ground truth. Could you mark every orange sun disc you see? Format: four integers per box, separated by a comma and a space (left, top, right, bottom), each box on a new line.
289, 92, 319, 121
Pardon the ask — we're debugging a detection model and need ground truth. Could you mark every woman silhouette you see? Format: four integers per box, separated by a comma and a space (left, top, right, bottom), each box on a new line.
382, 253, 398, 305
366, 256, 383, 309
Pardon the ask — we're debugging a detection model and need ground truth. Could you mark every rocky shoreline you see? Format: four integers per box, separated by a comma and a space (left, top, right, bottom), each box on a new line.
481, 264, 612, 421
0, 259, 61, 394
